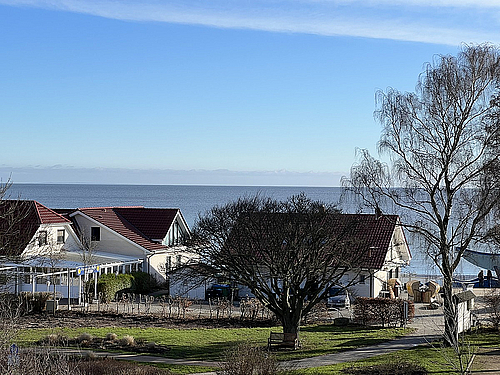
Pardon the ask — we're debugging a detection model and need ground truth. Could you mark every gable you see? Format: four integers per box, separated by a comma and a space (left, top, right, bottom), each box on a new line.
71, 206, 190, 253
332, 214, 406, 270
0, 200, 70, 257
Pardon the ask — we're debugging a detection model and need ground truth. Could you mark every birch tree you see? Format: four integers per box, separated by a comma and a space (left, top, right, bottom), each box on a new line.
344, 44, 500, 347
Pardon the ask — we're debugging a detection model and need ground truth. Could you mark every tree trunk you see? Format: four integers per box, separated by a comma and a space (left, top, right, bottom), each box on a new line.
442, 267, 458, 347
281, 309, 301, 335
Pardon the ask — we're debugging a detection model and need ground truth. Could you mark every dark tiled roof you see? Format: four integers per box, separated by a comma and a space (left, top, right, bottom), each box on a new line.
77, 207, 175, 252
0, 200, 70, 256
114, 207, 179, 240
337, 214, 400, 269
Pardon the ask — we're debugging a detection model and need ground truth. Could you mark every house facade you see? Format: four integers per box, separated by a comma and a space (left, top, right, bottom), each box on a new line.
338, 214, 411, 299
0, 201, 197, 300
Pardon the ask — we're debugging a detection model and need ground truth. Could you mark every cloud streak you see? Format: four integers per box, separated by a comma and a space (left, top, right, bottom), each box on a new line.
1, 0, 499, 45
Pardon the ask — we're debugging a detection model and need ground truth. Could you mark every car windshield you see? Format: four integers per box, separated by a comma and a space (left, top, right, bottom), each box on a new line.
329, 287, 346, 296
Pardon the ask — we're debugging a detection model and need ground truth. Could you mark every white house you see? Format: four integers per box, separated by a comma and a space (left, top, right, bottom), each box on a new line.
337, 213, 411, 299
0, 201, 197, 300
67, 206, 196, 283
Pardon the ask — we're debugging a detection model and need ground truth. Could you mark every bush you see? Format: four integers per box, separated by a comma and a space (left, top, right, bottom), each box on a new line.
77, 333, 93, 344
131, 272, 159, 294
483, 289, 500, 329
344, 361, 427, 375
77, 358, 172, 374
20, 292, 52, 313
97, 273, 134, 302
97, 272, 157, 302
119, 335, 136, 346
353, 298, 414, 327
105, 332, 118, 341
0, 350, 172, 375
217, 344, 294, 375
39, 333, 68, 346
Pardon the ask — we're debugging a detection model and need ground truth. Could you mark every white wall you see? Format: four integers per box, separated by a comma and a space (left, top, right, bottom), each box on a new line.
72, 214, 145, 257
22, 223, 80, 259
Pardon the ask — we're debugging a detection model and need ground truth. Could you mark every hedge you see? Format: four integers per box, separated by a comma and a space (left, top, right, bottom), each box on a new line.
353, 298, 414, 327
97, 272, 158, 302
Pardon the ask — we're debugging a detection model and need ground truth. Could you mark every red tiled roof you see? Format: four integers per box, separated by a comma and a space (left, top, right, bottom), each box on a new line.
337, 214, 400, 269
34, 201, 71, 224
77, 207, 174, 252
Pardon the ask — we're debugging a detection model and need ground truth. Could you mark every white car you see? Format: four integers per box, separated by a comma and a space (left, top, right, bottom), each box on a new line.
326, 287, 350, 308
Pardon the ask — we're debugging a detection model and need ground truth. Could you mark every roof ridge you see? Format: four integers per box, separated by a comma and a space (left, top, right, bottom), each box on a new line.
79, 206, 145, 210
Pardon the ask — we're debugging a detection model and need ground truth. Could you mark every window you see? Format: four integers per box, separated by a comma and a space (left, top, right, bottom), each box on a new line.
91, 227, 101, 241
359, 274, 366, 284
38, 231, 48, 246
176, 255, 182, 267
174, 222, 180, 245
166, 256, 172, 272
0, 274, 6, 285
57, 229, 65, 244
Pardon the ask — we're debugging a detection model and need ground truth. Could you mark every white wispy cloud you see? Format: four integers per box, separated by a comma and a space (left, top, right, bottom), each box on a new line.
1, 0, 499, 45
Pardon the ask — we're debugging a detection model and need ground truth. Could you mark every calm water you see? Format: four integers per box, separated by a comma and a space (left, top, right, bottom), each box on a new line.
7, 183, 481, 276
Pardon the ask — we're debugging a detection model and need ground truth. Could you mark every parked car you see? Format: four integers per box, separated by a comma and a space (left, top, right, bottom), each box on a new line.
205, 284, 239, 301
326, 287, 350, 308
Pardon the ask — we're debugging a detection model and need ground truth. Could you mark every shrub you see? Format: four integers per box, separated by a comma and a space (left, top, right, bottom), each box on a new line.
483, 289, 500, 330
344, 361, 427, 375
353, 298, 414, 327
77, 333, 93, 344
77, 358, 172, 374
97, 272, 157, 302
131, 272, 159, 294
105, 332, 118, 341
119, 335, 136, 346
217, 344, 294, 375
97, 273, 134, 302
20, 292, 52, 313
40, 333, 68, 346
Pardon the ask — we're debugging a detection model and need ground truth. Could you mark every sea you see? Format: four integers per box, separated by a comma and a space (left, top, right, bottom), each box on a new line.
6, 183, 482, 278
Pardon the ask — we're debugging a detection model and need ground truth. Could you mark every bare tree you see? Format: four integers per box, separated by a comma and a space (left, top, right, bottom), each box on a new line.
191, 194, 364, 335
343, 44, 500, 347
0, 180, 35, 260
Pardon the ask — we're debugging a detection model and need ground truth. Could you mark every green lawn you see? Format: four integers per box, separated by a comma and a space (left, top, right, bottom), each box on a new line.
15, 324, 411, 361
297, 329, 500, 375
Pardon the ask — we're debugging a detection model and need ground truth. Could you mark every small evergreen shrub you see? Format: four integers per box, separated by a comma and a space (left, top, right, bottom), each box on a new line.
97, 273, 134, 302
131, 272, 158, 294
97, 272, 157, 302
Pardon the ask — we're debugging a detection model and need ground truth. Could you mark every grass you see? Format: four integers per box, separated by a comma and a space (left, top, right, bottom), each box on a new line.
296, 328, 500, 375
136, 362, 217, 375
15, 324, 411, 361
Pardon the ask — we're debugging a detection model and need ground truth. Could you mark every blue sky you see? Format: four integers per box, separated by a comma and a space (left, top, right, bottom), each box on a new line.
0, 1, 498, 186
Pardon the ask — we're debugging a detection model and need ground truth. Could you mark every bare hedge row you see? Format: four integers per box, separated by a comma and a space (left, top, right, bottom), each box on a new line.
353, 298, 415, 327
